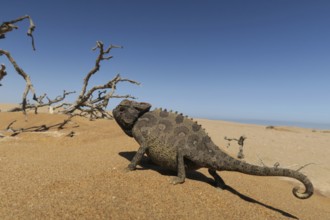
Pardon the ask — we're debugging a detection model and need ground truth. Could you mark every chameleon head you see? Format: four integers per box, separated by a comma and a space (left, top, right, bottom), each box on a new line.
113, 99, 151, 137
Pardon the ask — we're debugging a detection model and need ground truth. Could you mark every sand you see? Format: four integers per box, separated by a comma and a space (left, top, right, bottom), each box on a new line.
0, 107, 330, 219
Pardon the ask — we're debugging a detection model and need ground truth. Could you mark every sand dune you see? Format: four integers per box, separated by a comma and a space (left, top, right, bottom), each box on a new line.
0, 109, 329, 219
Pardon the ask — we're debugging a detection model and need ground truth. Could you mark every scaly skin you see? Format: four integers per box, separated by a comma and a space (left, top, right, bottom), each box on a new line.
113, 99, 314, 199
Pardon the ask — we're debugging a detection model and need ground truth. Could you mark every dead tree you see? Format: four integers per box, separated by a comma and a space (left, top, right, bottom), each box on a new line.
0, 15, 38, 114
62, 41, 140, 119
1, 16, 139, 119
1, 16, 75, 115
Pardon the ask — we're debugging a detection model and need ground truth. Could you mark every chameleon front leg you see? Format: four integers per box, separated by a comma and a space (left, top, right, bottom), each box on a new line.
127, 144, 148, 171
171, 148, 186, 185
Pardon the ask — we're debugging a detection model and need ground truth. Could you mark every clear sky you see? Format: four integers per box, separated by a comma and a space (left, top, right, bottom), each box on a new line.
1, 1, 329, 127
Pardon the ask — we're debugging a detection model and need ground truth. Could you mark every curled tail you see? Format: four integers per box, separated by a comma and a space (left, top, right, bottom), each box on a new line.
215, 151, 314, 199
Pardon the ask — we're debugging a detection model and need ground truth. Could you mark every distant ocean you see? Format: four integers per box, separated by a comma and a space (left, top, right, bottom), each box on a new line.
218, 118, 330, 130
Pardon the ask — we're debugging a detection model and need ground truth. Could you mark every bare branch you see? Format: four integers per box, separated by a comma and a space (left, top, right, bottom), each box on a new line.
0, 15, 36, 50
0, 15, 38, 117
0, 64, 7, 86
79, 41, 122, 98
0, 49, 38, 115
7, 90, 75, 113
0, 23, 18, 38
6, 120, 17, 130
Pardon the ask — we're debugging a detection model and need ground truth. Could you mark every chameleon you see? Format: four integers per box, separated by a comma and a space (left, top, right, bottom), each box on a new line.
113, 99, 314, 199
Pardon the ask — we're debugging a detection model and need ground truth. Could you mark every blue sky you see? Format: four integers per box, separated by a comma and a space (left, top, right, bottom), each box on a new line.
1, 1, 329, 126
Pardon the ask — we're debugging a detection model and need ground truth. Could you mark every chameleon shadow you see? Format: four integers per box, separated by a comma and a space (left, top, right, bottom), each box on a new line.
223, 185, 298, 219
119, 151, 298, 220
118, 151, 213, 182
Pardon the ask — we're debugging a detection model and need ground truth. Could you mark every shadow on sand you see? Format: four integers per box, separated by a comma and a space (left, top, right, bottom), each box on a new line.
119, 151, 299, 220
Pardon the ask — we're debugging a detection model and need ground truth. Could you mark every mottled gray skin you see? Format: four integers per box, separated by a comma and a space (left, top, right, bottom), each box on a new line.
113, 99, 314, 199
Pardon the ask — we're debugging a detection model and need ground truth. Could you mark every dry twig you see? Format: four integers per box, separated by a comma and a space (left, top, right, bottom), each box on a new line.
296, 163, 315, 172
256, 154, 314, 173
224, 136, 246, 159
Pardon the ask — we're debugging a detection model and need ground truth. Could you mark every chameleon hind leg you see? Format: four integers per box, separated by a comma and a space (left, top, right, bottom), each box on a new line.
208, 168, 226, 189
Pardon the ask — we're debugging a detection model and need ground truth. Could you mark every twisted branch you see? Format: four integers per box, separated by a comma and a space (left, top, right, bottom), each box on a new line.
63, 41, 140, 119
0, 49, 38, 115
0, 15, 36, 50
0, 15, 37, 115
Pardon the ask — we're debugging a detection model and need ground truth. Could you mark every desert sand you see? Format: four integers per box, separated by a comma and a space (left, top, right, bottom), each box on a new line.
1, 105, 330, 219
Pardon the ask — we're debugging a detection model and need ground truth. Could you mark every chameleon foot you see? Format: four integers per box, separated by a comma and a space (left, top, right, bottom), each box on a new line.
171, 176, 185, 185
